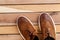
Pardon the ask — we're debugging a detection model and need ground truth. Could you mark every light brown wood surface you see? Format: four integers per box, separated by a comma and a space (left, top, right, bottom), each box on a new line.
0, 0, 60, 4
0, 34, 59, 40
0, 2, 60, 40
0, 25, 59, 34
0, 12, 58, 34
0, 12, 59, 40
0, 12, 59, 23
4, 4, 60, 12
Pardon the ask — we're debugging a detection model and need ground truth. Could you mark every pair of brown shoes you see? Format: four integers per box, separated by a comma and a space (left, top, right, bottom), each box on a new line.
17, 13, 56, 40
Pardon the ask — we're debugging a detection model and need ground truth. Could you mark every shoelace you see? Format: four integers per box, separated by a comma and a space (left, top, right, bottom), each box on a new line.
26, 30, 34, 39
26, 30, 39, 40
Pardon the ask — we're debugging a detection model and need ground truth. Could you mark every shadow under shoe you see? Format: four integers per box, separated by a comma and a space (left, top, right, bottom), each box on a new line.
45, 33, 55, 40
33, 36, 39, 40
45, 36, 55, 40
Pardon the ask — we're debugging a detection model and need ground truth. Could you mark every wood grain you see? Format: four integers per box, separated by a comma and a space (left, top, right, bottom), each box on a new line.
4, 4, 60, 12
0, 13, 58, 34
0, 12, 59, 23
0, 13, 40, 23
0, 25, 59, 34
0, 35, 22, 40
0, 25, 59, 40
0, 0, 60, 4
0, 34, 59, 40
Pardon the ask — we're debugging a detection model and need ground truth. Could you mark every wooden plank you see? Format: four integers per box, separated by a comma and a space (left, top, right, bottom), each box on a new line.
0, 13, 39, 23
0, 6, 33, 13
0, 0, 60, 4
0, 25, 59, 34
0, 12, 59, 34
0, 34, 59, 40
56, 25, 60, 32
0, 25, 18, 34
56, 34, 60, 40
0, 12, 59, 23
4, 4, 60, 12
0, 35, 22, 40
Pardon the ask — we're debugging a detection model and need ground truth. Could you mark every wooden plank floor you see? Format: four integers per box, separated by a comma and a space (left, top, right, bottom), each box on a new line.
0, 3, 60, 40
0, 0, 60, 4
0, 12, 59, 23
4, 4, 60, 12
0, 23, 58, 40
0, 12, 59, 34
0, 34, 59, 40
0, 25, 59, 34
0, 12, 59, 40
0, 24, 59, 40
0, 25, 59, 40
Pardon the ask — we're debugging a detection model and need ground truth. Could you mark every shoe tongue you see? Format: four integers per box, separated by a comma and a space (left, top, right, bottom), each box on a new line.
45, 36, 55, 40
33, 36, 39, 40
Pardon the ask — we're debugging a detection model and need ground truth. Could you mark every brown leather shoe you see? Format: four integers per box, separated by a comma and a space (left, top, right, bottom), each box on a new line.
17, 16, 39, 40
38, 13, 56, 40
